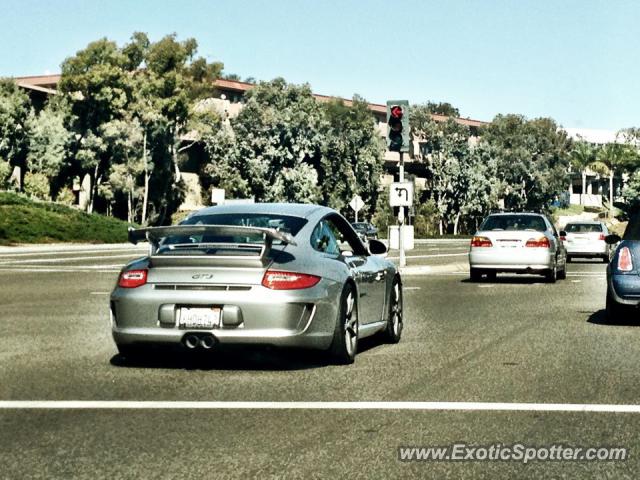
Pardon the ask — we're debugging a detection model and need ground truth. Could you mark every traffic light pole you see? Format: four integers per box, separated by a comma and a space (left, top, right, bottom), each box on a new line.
399, 152, 406, 268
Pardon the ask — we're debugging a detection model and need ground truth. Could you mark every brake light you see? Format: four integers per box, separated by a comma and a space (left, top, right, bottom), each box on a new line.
262, 270, 321, 290
525, 237, 551, 248
618, 247, 633, 272
599, 233, 606, 241
471, 236, 493, 247
118, 269, 148, 288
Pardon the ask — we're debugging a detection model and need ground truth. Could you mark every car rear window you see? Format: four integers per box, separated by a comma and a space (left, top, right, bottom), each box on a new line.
161, 213, 307, 246
566, 223, 603, 233
481, 215, 547, 232
624, 215, 640, 240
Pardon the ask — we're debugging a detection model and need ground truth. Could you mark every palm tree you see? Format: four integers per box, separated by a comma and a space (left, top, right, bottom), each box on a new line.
591, 141, 634, 212
569, 140, 595, 205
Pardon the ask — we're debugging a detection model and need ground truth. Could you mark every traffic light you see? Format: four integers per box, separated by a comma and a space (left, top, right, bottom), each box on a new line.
386, 100, 410, 153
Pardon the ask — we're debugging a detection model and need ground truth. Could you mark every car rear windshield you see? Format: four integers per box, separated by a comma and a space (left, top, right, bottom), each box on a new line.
565, 223, 603, 233
161, 213, 307, 246
624, 215, 640, 240
481, 215, 547, 232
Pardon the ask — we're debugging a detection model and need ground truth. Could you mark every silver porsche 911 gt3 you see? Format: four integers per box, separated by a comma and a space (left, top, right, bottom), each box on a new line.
110, 203, 403, 364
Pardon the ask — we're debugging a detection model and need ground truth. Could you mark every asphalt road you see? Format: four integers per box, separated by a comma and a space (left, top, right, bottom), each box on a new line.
1, 245, 639, 479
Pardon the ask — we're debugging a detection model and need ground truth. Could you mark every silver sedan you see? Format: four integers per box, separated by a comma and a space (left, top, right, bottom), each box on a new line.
110, 203, 403, 364
468, 212, 568, 282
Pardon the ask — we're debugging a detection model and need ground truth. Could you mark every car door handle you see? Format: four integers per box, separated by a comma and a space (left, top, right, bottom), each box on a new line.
375, 271, 386, 282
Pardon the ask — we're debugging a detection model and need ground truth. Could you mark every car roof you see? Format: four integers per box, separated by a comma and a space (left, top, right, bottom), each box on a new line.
190, 202, 331, 219
487, 212, 545, 216
565, 220, 603, 224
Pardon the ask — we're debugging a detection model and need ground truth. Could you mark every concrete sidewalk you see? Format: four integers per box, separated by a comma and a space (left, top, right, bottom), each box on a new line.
398, 261, 469, 276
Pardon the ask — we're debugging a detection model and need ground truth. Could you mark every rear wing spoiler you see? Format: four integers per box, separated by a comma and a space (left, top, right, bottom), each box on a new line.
128, 225, 297, 267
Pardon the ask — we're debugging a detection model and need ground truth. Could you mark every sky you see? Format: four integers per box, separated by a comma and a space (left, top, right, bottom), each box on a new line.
1, 0, 639, 130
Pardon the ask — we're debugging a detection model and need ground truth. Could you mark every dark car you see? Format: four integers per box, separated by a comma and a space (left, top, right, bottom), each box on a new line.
351, 222, 378, 241
605, 216, 640, 319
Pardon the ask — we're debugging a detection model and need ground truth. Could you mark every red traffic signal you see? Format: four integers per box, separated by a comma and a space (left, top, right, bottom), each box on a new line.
390, 105, 403, 120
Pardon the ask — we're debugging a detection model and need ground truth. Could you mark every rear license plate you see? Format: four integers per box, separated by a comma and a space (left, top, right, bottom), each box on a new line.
178, 307, 221, 329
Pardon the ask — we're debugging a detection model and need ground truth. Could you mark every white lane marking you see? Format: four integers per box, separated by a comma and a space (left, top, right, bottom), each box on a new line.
571, 280, 582, 283
90, 292, 110, 295
0, 254, 141, 265
478, 285, 494, 288
2, 401, 640, 413
404, 287, 421, 290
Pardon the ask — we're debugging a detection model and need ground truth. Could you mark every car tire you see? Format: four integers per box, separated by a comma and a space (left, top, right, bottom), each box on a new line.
328, 283, 359, 364
566, 255, 572, 263
606, 288, 626, 321
602, 255, 610, 263
470, 268, 482, 282
486, 270, 497, 281
544, 264, 557, 283
381, 277, 403, 344
557, 261, 567, 280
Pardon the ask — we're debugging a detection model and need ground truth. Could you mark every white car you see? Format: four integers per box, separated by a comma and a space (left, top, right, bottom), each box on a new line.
469, 212, 568, 283
563, 221, 610, 263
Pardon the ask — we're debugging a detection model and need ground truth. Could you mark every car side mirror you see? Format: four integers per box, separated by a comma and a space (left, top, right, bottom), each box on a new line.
605, 234, 621, 245
559, 231, 567, 237
368, 239, 387, 256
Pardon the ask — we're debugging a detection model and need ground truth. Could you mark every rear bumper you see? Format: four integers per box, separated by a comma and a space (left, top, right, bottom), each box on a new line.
469, 248, 554, 272
565, 242, 607, 256
110, 280, 341, 350
609, 274, 640, 307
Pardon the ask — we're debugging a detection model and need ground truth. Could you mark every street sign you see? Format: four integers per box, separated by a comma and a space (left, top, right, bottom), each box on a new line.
389, 182, 413, 207
349, 195, 365, 212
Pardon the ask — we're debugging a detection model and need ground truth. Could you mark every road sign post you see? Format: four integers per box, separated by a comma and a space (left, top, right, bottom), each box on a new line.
386, 100, 411, 267
389, 178, 413, 267
349, 195, 364, 223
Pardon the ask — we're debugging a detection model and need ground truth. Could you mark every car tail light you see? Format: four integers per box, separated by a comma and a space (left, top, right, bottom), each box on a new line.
118, 269, 148, 288
617, 247, 633, 272
471, 236, 493, 247
262, 270, 321, 290
599, 233, 606, 241
525, 237, 551, 248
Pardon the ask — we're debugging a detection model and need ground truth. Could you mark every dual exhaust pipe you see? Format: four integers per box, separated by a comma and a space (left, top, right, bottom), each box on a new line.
183, 333, 215, 350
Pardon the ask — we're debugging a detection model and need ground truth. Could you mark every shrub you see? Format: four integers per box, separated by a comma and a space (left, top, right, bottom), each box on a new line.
24, 172, 50, 200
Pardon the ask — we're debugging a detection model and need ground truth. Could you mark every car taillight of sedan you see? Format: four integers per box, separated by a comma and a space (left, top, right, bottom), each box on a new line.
118, 269, 148, 288
618, 247, 633, 272
525, 237, 551, 248
471, 236, 493, 247
262, 270, 321, 290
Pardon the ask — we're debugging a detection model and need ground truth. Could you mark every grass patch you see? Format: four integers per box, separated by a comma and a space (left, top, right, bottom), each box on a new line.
0, 191, 131, 245
551, 204, 585, 216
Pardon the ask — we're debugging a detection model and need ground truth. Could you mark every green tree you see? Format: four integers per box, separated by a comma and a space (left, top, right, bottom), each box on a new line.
480, 114, 570, 211
569, 140, 595, 205
319, 96, 385, 218
0, 79, 32, 190
59, 38, 135, 212
205, 79, 324, 203
591, 139, 637, 210
204, 79, 384, 213
102, 118, 144, 223
411, 106, 495, 234
26, 98, 73, 199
